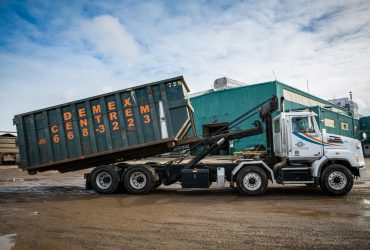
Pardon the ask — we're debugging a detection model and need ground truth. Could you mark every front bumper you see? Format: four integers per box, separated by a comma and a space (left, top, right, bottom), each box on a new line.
359, 166, 366, 179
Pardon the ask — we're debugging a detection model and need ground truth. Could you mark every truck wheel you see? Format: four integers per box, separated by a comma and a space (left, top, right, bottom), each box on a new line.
90, 166, 120, 194
320, 164, 353, 196
236, 166, 268, 196
124, 166, 154, 195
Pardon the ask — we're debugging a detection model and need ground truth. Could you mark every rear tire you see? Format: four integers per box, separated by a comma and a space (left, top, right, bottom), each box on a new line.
90, 166, 120, 194
320, 164, 353, 196
124, 165, 154, 195
236, 166, 268, 196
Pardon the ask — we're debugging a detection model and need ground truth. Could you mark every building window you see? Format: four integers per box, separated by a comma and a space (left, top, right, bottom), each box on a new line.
341, 122, 349, 130
324, 118, 335, 128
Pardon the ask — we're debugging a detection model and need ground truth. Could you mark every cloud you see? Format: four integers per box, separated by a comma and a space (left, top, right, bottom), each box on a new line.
0, 0, 370, 131
78, 15, 140, 61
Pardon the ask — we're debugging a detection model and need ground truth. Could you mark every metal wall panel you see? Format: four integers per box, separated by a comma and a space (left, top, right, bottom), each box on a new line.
190, 82, 277, 153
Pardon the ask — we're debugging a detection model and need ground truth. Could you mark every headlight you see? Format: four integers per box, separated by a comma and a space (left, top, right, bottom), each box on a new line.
356, 143, 361, 149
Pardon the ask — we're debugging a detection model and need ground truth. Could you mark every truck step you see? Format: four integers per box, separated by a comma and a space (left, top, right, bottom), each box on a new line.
281, 167, 312, 183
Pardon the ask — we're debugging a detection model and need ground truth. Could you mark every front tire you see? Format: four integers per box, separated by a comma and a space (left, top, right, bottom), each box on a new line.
124, 165, 154, 195
320, 164, 353, 196
236, 166, 268, 196
90, 166, 120, 194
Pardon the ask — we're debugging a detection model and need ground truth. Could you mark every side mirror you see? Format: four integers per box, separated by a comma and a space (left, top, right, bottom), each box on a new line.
362, 132, 367, 141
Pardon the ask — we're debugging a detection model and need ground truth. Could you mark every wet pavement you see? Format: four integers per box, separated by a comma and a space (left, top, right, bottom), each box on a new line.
0, 160, 370, 249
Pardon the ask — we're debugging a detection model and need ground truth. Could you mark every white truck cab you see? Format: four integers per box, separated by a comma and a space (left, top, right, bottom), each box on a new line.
272, 110, 366, 195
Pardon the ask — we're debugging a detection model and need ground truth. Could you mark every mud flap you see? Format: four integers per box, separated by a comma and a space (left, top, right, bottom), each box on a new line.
84, 173, 92, 190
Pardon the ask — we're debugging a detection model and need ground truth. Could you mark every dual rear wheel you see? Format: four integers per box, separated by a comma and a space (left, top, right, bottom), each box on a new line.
90, 166, 120, 194
90, 165, 156, 194
91, 165, 271, 196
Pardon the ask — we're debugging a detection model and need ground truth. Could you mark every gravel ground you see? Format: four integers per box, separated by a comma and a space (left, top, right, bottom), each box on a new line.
0, 159, 369, 249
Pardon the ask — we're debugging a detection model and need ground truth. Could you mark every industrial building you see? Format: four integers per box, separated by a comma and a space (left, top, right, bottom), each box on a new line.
329, 94, 359, 118
0, 131, 19, 165
190, 78, 362, 155
360, 116, 370, 157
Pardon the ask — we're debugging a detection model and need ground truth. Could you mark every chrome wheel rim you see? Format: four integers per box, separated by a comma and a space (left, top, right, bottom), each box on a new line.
96, 172, 112, 190
129, 172, 147, 189
328, 171, 347, 190
243, 172, 262, 191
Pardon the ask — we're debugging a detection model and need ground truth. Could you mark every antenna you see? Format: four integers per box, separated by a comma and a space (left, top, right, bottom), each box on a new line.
272, 71, 277, 81
306, 80, 312, 107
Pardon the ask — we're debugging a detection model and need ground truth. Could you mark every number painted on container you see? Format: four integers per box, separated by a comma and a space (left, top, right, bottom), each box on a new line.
98, 124, 105, 133
144, 115, 151, 124
82, 128, 89, 137
38, 138, 46, 145
128, 118, 135, 127
112, 121, 119, 130
168, 81, 181, 88
53, 134, 60, 143
67, 132, 74, 140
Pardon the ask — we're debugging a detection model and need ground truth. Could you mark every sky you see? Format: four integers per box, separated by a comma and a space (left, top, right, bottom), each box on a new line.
1, 0, 370, 131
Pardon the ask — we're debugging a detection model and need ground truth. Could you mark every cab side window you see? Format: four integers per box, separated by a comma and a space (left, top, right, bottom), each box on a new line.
292, 117, 310, 133
274, 119, 280, 133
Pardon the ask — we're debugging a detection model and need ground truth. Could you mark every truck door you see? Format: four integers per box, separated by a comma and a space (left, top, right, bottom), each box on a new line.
289, 115, 323, 160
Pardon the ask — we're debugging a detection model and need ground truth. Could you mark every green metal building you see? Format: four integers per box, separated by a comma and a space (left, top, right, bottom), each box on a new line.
360, 116, 370, 157
190, 80, 361, 155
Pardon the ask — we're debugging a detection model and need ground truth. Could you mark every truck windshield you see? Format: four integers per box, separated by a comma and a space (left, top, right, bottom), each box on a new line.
292, 117, 313, 133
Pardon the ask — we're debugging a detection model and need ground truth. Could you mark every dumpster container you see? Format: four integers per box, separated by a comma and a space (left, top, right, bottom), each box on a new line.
0, 132, 19, 165
14, 76, 196, 174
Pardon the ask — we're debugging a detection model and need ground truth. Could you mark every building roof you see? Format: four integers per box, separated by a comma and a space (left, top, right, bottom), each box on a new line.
0, 131, 17, 137
190, 80, 348, 114
190, 80, 275, 98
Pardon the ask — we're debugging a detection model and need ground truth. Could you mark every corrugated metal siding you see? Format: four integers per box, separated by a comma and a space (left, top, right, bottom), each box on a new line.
360, 116, 370, 146
190, 82, 277, 152
275, 82, 348, 114
0, 135, 19, 154
360, 116, 370, 133
308, 106, 358, 138
276, 82, 359, 139
191, 80, 360, 155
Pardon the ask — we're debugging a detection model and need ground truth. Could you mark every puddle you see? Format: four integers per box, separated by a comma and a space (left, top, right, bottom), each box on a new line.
0, 186, 91, 195
0, 178, 24, 183
0, 185, 94, 203
0, 234, 16, 250
362, 199, 370, 217
0, 178, 40, 183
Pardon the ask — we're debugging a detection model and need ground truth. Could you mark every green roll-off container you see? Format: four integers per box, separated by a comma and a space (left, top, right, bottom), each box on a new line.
14, 76, 196, 174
